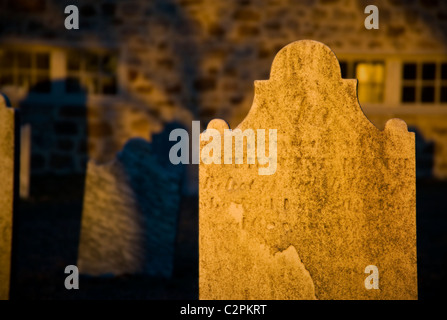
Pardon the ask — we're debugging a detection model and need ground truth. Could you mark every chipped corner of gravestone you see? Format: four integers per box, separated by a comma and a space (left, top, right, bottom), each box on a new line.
0, 93, 15, 300
199, 40, 417, 300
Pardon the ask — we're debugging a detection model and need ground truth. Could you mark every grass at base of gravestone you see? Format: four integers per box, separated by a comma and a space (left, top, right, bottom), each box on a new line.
8, 174, 446, 299
10, 174, 198, 300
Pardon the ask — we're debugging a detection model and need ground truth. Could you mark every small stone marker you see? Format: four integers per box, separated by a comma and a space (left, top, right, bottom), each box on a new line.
0, 94, 16, 300
199, 40, 417, 300
77, 138, 183, 278
20, 124, 31, 199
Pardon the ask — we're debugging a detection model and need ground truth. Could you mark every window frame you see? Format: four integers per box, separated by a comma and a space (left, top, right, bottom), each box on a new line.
0, 47, 52, 95
65, 48, 119, 96
401, 60, 447, 105
337, 56, 387, 106
342, 60, 386, 104
0, 43, 123, 103
337, 53, 447, 113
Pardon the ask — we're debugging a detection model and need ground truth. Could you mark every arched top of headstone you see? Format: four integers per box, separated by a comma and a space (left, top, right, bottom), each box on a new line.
206, 40, 410, 141
269, 40, 341, 82
205, 119, 230, 134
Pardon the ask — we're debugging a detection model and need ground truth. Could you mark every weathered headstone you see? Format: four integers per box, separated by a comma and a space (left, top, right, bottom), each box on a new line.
199, 40, 417, 300
20, 124, 31, 199
77, 138, 183, 278
0, 94, 16, 300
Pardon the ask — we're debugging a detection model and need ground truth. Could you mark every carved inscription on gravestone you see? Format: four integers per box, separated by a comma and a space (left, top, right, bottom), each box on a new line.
0, 95, 15, 300
199, 40, 417, 300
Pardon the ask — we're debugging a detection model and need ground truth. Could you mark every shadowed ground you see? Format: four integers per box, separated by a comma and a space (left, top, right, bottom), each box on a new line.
8, 175, 446, 300
10, 175, 198, 300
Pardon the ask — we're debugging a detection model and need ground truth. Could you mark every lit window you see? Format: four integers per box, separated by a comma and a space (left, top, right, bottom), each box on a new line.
338, 60, 385, 104
355, 62, 384, 104
402, 62, 447, 104
66, 50, 117, 95
0, 49, 51, 93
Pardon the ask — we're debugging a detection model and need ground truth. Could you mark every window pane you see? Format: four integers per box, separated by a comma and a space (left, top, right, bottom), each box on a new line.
402, 86, 416, 102
403, 63, 417, 80
339, 61, 347, 78
84, 76, 100, 94
0, 49, 54, 93
102, 54, 117, 75
0, 72, 14, 86
361, 63, 384, 82
17, 72, 32, 87
67, 51, 81, 71
36, 53, 50, 70
101, 77, 117, 94
358, 83, 383, 103
0, 50, 14, 68
6, 51, 15, 67
355, 62, 384, 103
66, 50, 118, 95
421, 86, 435, 103
422, 63, 436, 80
442, 63, 447, 80
17, 51, 32, 69
441, 86, 447, 103
85, 52, 99, 72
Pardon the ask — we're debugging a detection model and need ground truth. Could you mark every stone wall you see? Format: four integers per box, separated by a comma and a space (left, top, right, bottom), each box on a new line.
1, 0, 447, 177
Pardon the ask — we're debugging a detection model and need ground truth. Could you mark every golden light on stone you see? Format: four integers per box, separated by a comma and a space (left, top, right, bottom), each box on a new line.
199, 40, 417, 300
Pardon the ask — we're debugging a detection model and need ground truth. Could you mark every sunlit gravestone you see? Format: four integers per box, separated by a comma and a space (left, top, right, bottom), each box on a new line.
199, 40, 417, 300
0, 94, 16, 300
20, 124, 31, 199
77, 138, 183, 278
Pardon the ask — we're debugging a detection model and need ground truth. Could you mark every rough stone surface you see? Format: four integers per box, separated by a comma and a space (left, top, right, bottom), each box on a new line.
0, 94, 15, 300
199, 40, 417, 300
77, 138, 183, 278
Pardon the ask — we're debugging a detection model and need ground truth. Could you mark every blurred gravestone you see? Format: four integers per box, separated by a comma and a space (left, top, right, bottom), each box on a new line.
199, 40, 417, 300
77, 138, 183, 278
0, 94, 17, 300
